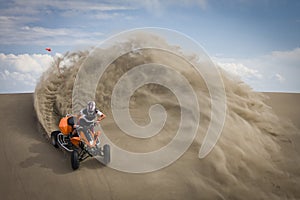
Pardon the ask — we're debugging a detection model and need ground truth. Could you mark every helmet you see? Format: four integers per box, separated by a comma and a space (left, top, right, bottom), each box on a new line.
87, 101, 96, 115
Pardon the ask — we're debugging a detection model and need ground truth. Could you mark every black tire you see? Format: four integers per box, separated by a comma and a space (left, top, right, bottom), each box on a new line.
50, 131, 60, 148
103, 144, 110, 165
71, 150, 80, 170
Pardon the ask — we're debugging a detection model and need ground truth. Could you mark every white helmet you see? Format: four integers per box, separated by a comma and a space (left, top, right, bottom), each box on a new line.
87, 101, 96, 115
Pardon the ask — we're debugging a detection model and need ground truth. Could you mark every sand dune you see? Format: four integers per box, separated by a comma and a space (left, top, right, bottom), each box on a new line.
264, 92, 300, 129
0, 92, 299, 200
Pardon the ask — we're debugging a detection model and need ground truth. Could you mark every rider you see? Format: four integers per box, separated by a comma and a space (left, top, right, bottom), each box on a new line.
80, 101, 106, 122
74, 101, 106, 136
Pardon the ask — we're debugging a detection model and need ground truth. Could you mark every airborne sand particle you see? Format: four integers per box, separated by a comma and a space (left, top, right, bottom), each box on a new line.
34, 33, 300, 199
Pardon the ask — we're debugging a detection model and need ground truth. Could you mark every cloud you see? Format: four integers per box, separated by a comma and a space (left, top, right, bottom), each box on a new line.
214, 59, 262, 79
0, 1, 130, 46
127, 0, 207, 10
0, 53, 52, 73
213, 48, 300, 92
93, 12, 123, 20
5, 1, 134, 15
0, 0, 206, 23
274, 73, 285, 83
21, 26, 71, 37
268, 48, 300, 64
0, 0, 207, 47
118, 0, 206, 16
0, 53, 53, 93
3, 0, 207, 14
0, 24, 104, 46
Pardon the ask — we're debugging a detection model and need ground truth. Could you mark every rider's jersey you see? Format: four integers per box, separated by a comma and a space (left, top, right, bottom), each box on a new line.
80, 108, 104, 123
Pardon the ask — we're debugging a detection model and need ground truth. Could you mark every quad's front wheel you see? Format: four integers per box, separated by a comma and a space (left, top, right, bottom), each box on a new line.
71, 150, 80, 170
103, 144, 110, 165
50, 131, 59, 148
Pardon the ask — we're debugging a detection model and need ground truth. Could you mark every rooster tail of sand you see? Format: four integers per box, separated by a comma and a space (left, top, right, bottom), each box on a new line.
34, 33, 299, 199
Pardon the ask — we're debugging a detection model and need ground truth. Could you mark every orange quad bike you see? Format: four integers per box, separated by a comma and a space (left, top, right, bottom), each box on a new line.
50, 115, 110, 170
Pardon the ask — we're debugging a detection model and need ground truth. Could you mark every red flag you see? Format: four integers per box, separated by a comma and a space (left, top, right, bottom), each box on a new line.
45, 48, 51, 52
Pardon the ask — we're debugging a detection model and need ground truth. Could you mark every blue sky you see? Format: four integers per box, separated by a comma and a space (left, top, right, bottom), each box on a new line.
0, 0, 300, 93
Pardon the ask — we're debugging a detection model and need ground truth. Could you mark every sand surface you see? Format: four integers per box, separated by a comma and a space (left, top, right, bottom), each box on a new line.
0, 92, 299, 200
264, 92, 300, 129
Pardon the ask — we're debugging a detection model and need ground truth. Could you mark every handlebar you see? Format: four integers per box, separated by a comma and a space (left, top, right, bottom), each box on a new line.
75, 121, 101, 128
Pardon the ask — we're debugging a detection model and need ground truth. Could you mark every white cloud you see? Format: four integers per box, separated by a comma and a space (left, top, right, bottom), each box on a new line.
213, 48, 300, 92
0, 53, 53, 93
21, 26, 71, 37
274, 73, 285, 83
0, 0, 205, 25
268, 48, 300, 64
214, 59, 262, 79
0, 53, 53, 73
0, 24, 104, 46
0, 0, 207, 46
125, 0, 207, 10
0, 1, 127, 46
2, 0, 206, 15
117, 0, 206, 16
7, 1, 134, 14
93, 12, 123, 20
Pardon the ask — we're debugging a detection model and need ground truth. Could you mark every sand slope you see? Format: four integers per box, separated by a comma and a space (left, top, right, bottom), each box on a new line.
0, 93, 299, 200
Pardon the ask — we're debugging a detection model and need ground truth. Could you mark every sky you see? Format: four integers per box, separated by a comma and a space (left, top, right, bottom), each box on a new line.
0, 0, 299, 93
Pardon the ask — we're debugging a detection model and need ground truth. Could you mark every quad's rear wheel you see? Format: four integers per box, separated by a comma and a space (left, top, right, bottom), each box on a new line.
51, 131, 59, 148
103, 144, 110, 165
71, 150, 80, 170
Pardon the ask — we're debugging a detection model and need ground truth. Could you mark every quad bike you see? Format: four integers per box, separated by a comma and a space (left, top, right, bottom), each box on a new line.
50, 115, 110, 170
